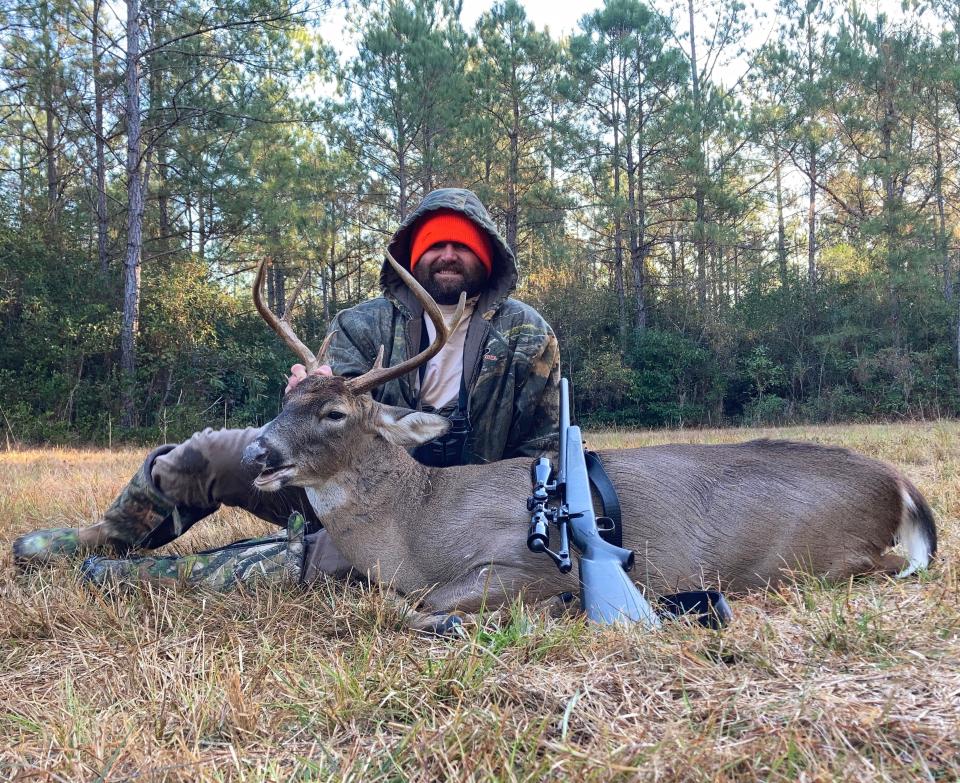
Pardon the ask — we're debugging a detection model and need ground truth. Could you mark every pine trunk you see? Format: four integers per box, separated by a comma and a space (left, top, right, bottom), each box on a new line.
625, 83, 646, 333
93, 0, 109, 274
774, 145, 787, 290
880, 41, 901, 353
120, 0, 144, 427
688, 0, 707, 314
806, 20, 817, 286
807, 142, 816, 285
610, 55, 626, 344
41, 0, 58, 230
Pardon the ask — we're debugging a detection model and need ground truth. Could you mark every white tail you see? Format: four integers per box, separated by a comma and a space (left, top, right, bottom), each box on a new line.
894, 486, 937, 578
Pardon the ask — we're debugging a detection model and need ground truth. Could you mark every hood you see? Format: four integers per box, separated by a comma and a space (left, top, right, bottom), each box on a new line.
381, 188, 517, 320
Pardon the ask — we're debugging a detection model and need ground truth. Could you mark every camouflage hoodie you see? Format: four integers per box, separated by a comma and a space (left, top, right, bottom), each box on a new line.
324, 188, 559, 464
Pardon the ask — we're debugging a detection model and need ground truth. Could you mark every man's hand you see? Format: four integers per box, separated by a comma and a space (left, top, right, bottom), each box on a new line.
285, 363, 333, 394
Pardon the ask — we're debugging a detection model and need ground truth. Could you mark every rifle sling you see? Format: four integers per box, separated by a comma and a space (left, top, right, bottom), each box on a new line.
585, 450, 622, 548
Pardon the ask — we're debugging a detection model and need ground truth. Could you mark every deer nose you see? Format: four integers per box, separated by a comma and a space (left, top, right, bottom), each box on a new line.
242, 439, 269, 467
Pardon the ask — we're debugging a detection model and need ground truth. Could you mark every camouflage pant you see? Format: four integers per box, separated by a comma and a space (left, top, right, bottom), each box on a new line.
151, 427, 351, 582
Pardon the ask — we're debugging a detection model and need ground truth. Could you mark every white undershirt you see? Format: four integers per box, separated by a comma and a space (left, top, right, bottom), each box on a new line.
418, 299, 476, 409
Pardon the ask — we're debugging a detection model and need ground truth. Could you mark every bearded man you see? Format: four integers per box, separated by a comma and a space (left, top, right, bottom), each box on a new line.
14, 188, 560, 586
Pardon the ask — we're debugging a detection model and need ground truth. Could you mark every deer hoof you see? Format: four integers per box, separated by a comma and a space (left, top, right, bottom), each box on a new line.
417, 612, 465, 637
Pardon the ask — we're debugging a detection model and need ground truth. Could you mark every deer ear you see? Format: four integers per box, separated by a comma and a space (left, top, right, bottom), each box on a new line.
377, 405, 451, 447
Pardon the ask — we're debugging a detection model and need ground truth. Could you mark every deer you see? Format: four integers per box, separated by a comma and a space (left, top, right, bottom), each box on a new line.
242, 254, 938, 632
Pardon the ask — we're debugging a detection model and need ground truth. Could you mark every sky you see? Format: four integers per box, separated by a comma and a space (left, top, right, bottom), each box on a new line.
320, 0, 926, 93
459, 0, 602, 36
458, 0, 919, 37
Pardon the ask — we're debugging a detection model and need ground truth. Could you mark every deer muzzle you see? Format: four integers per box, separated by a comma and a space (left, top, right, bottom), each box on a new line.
242, 437, 296, 491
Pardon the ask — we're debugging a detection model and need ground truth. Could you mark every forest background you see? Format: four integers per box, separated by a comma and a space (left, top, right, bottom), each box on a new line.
2, 0, 959, 444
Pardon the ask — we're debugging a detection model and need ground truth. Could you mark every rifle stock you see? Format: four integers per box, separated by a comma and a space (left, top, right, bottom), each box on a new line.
564, 424, 661, 628
527, 378, 730, 629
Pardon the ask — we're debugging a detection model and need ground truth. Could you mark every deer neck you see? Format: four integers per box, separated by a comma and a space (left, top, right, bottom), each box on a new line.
301, 439, 435, 534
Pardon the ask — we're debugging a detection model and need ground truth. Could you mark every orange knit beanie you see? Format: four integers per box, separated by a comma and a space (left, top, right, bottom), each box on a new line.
410, 209, 493, 274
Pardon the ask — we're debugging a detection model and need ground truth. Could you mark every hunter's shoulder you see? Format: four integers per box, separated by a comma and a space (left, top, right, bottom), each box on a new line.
332, 296, 395, 327
327, 298, 397, 353
493, 297, 554, 336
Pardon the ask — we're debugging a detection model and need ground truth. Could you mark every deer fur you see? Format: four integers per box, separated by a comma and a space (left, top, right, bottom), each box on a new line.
242, 375, 938, 629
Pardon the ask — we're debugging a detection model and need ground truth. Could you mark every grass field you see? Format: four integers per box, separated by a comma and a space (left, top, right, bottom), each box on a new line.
1, 422, 958, 782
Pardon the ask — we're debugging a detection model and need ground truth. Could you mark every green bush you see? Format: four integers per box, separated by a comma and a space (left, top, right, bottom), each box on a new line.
624, 329, 726, 428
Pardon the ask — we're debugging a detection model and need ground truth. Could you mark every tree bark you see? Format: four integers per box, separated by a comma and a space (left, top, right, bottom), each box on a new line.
421, 124, 434, 194
625, 74, 646, 332
328, 223, 338, 313
93, 0, 109, 274
121, 0, 145, 427
807, 140, 817, 285
774, 144, 787, 290
40, 0, 59, 230
506, 128, 518, 253
273, 265, 286, 317
933, 93, 949, 301
805, 18, 817, 286
609, 51, 627, 344
149, 0, 170, 261
198, 192, 207, 261
17, 120, 26, 224
635, 110, 649, 331
505, 61, 521, 255
688, 0, 707, 314
397, 144, 409, 221
879, 39, 901, 352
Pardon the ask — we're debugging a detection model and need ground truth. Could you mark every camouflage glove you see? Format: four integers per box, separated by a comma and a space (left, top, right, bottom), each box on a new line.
80, 512, 307, 591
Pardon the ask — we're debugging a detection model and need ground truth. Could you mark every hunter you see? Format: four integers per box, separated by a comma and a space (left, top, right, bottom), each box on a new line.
14, 188, 560, 586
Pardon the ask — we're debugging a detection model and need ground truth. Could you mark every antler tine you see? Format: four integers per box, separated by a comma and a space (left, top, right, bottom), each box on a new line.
252, 260, 320, 371
317, 330, 337, 364
284, 266, 311, 320
346, 250, 466, 395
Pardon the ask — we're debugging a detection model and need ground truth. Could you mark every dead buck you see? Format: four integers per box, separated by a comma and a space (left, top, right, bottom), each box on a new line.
243, 256, 938, 630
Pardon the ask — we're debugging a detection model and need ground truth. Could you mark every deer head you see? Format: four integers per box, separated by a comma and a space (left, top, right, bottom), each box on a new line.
242, 253, 466, 491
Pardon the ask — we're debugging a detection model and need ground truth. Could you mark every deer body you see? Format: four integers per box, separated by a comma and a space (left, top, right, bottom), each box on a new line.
302, 452, 574, 610
246, 253, 937, 626
283, 433, 934, 617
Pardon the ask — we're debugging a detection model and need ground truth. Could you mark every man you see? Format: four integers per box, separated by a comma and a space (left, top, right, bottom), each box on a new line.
14, 188, 560, 585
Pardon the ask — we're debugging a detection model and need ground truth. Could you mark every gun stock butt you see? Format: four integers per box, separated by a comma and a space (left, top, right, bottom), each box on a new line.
579, 549, 661, 628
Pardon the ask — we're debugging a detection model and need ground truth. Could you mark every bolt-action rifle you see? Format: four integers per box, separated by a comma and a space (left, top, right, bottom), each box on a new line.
527, 378, 733, 629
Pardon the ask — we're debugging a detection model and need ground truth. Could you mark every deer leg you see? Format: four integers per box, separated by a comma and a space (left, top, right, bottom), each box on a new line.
408, 564, 573, 623
302, 529, 355, 583
399, 582, 578, 636
878, 553, 909, 575
401, 607, 468, 636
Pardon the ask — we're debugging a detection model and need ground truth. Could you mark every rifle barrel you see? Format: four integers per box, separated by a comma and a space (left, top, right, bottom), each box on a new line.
557, 378, 570, 491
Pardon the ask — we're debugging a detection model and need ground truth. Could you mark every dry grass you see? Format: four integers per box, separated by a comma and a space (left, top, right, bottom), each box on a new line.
1, 422, 958, 782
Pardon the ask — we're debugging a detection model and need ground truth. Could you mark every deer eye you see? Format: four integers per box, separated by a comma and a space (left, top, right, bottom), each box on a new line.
325, 410, 347, 421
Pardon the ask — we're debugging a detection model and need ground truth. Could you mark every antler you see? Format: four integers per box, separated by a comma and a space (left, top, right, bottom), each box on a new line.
345, 250, 466, 396
252, 261, 334, 372
253, 252, 465, 393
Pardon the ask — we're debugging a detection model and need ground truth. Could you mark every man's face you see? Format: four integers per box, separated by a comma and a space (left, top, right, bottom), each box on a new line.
413, 242, 489, 305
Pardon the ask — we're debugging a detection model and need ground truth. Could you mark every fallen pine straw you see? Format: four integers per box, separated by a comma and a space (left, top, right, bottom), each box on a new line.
0, 421, 957, 782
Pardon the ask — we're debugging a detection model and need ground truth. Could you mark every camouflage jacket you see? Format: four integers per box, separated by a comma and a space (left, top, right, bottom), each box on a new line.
324, 188, 560, 464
